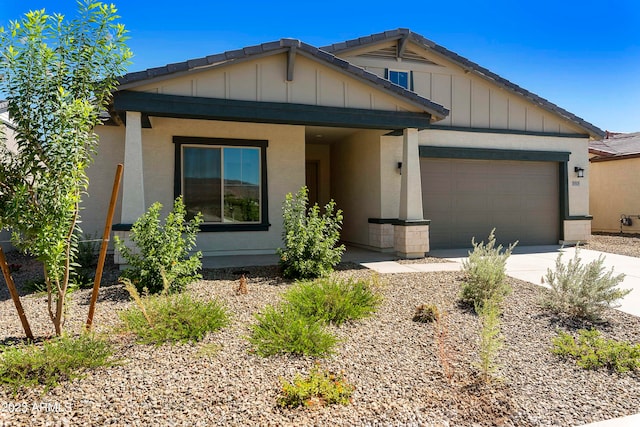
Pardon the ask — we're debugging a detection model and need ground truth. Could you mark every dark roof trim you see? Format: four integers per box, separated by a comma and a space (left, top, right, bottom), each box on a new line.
419, 145, 571, 162
322, 29, 604, 139
590, 153, 640, 162
116, 38, 449, 120
112, 90, 433, 130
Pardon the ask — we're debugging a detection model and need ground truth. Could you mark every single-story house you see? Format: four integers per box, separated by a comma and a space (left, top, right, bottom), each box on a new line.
589, 132, 640, 233
80, 28, 603, 261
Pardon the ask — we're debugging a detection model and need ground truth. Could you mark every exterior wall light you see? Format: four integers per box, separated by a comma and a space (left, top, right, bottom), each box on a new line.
397, 162, 402, 174
574, 166, 585, 178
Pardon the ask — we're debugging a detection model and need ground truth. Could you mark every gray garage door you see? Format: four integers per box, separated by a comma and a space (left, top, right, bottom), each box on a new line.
421, 158, 559, 249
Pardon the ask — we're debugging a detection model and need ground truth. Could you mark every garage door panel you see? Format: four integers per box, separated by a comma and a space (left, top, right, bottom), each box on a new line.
421, 157, 559, 249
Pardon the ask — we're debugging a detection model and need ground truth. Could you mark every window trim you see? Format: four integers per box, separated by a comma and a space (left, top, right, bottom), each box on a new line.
388, 69, 410, 89
174, 136, 269, 232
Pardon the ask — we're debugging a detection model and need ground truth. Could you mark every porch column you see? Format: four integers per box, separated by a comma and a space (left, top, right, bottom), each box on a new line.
399, 128, 423, 220
394, 128, 430, 258
121, 111, 145, 224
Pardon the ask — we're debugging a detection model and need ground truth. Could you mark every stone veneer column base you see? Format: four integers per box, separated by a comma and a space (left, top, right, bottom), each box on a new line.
561, 219, 592, 245
393, 220, 430, 259
368, 222, 395, 250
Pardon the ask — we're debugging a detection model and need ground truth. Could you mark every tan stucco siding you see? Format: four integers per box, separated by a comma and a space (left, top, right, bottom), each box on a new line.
331, 130, 385, 246
419, 130, 590, 217
92, 119, 305, 256
590, 158, 640, 233
132, 54, 422, 113
344, 48, 584, 134
380, 135, 403, 218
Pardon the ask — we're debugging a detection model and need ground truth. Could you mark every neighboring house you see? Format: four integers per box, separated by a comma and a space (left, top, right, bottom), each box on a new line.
83, 28, 602, 261
589, 132, 640, 233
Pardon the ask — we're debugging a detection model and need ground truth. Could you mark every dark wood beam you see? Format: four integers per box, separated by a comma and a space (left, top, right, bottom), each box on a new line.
397, 35, 408, 58
112, 90, 432, 130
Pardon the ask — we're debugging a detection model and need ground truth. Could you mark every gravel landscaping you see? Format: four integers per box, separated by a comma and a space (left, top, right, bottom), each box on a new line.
585, 232, 640, 258
1, 247, 640, 427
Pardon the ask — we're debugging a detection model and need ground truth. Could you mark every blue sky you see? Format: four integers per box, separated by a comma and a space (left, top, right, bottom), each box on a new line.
2, 0, 639, 133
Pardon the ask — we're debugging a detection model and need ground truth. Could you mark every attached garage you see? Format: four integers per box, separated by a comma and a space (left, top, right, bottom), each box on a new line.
420, 147, 567, 249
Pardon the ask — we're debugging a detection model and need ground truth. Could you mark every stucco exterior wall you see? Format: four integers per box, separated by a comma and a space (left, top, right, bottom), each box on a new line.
341, 42, 584, 134
132, 54, 423, 113
331, 130, 385, 246
92, 119, 305, 256
590, 158, 640, 233
419, 129, 590, 217
379, 135, 403, 218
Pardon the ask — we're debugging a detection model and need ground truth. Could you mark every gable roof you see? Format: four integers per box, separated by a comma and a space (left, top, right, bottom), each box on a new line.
117, 38, 449, 120
590, 132, 640, 161
322, 29, 604, 139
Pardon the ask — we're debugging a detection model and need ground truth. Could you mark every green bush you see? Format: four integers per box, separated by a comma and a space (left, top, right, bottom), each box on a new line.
248, 304, 337, 357
278, 364, 354, 408
277, 186, 345, 280
71, 232, 100, 289
119, 280, 230, 345
283, 276, 382, 325
461, 229, 517, 310
115, 196, 203, 294
552, 329, 640, 373
475, 298, 504, 382
544, 249, 629, 320
0, 334, 113, 392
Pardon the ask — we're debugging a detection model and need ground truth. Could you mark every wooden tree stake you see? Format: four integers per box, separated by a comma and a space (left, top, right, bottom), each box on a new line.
86, 163, 123, 330
0, 246, 34, 340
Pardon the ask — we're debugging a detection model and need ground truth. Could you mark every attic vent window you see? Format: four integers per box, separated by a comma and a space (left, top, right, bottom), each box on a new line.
388, 70, 409, 89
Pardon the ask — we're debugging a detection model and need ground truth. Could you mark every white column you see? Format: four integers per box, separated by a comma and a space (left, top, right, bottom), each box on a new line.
121, 111, 145, 224
399, 128, 423, 220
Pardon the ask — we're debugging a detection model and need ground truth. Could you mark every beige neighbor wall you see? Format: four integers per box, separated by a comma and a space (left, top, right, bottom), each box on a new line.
0, 119, 16, 251
331, 129, 386, 246
590, 158, 640, 233
133, 117, 304, 256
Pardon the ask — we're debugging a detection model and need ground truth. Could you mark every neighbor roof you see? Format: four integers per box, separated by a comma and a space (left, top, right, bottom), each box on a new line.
322, 29, 604, 139
117, 38, 449, 120
590, 132, 640, 161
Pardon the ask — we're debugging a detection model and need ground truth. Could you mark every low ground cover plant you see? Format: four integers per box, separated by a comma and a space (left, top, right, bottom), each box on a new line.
115, 197, 203, 294
283, 276, 382, 325
412, 303, 440, 323
278, 186, 345, 280
552, 329, 640, 373
544, 248, 628, 320
278, 363, 354, 408
461, 229, 517, 310
475, 298, 504, 382
248, 304, 337, 357
120, 277, 230, 345
0, 334, 113, 393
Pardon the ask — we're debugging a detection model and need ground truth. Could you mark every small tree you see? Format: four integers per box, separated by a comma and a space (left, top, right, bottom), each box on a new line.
0, 1, 131, 335
277, 187, 345, 280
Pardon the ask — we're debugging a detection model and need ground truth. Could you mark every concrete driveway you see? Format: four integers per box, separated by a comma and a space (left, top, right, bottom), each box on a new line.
430, 245, 640, 317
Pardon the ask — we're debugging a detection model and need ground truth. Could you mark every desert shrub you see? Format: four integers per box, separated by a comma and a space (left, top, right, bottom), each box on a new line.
412, 303, 440, 323
119, 278, 229, 345
0, 334, 113, 392
278, 363, 354, 408
475, 298, 504, 382
544, 249, 629, 320
71, 232, 100, 289
277, 186, 345, 280
283, 276, 382, 325
248, 304, 337, 357
552, 329, 640, 373
115, 196, 203, 294
461, 229, 517, 310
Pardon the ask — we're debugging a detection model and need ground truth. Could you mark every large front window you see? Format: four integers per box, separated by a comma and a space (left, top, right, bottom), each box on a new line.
174, 137, 269, 231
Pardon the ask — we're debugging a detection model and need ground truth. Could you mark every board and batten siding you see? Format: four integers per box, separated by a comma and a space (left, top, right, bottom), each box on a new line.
342, 46, 584, 134
132, 54, 423, 113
